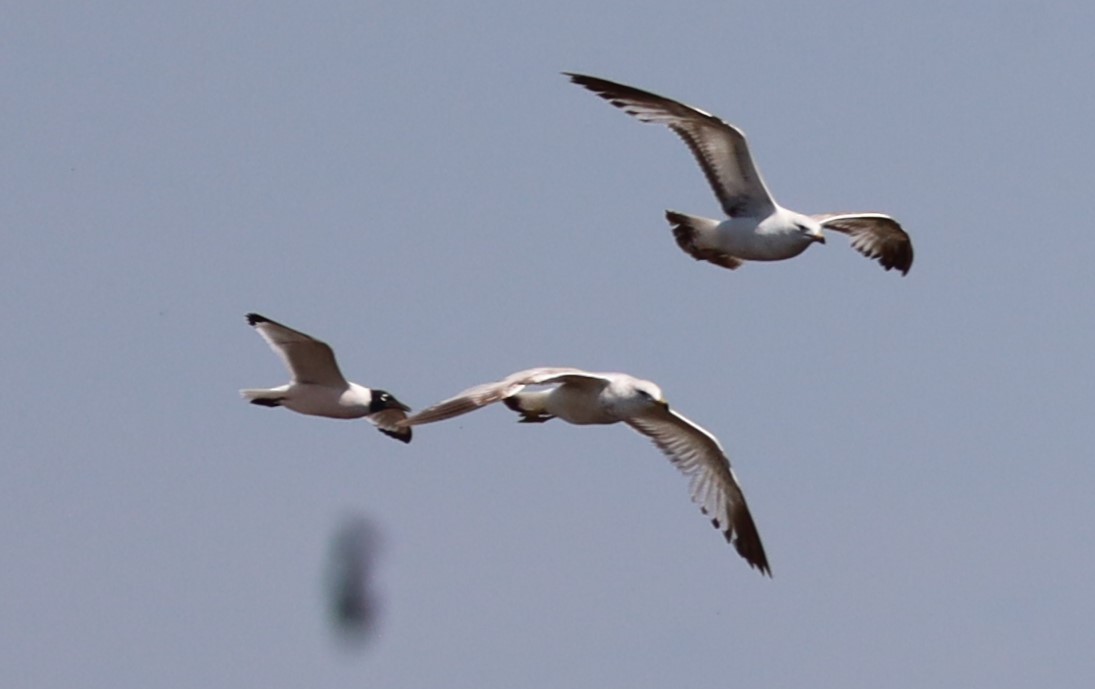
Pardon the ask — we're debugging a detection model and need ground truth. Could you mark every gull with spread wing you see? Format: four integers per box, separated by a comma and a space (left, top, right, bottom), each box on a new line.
240, 313, 412, 443
398, 367, 770, 575
566, 73, 914, 275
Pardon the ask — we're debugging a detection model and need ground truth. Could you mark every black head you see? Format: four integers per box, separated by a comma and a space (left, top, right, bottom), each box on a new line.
369, 389, 411, 414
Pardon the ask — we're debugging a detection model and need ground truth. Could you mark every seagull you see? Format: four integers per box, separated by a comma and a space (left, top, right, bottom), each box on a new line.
240, 313, 412, 443
398, 367, 770, 575
566, 73, 914, 275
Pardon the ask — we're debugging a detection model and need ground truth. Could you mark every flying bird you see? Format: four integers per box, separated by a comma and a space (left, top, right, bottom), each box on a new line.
240, 313, 412, 443
566, 73, 914, 275
398, 367, 770, 575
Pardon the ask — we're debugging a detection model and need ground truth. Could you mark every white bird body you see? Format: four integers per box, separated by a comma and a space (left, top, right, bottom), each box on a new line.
567, 73, 914, 275
511, 373, 665, 425
399, 367, 770, 575
250, 381, 382, 420
712, 208, 821, 262
241, 313, 412, 443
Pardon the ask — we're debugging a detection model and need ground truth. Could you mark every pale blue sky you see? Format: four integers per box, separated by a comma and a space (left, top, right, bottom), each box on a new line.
3, 1, 1093, 687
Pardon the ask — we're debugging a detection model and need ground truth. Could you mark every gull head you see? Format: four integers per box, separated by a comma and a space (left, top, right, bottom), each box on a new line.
369, 389, 412, 413
792, 215, 826, 245
628, 379, 669, 412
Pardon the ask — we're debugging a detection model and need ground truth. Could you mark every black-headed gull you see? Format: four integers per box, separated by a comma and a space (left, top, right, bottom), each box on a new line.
240, 313, 412, 443
566, 73, 914, 275
398, 367, 770, 575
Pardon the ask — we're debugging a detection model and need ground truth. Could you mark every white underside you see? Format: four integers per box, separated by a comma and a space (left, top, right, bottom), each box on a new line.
253, 383, 372, 419
544, 385, 616, 425
708, 214, 815, 261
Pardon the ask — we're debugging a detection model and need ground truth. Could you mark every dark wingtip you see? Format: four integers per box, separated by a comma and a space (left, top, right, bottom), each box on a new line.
733, 534, 772, 577
378, 427, 412, 444
876, 233, 914, 275
878, 244, 913, 276
564, 72, 610, 92
725, 508, 772, 577
246, 313, 268, 326
897, 245, 914, 276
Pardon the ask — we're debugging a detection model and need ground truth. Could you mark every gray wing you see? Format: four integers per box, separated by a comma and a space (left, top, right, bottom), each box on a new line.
399, 367, 603, 427
626, 408, 770, 576
246, 313, 348, 387
812, 213, 914, 275
566, 73, 776, 218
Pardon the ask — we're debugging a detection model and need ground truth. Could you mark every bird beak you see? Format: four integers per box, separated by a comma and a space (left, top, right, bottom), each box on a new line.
812, 232, 826, 244
657, 399, 670, 411
394, 399, 412, 412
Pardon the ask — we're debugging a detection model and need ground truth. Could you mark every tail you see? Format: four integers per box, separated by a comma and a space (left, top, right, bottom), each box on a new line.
665, 210, 744, 270
502, 391, 555, 423
240, 389, 285, 408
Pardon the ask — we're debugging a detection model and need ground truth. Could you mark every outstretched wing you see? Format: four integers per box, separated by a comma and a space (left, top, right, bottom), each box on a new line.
626, 408, 770, 576
399, 367, 603, 426
246, 313, 348, 387
813, 213, 914, 275
566, 73, 776, 218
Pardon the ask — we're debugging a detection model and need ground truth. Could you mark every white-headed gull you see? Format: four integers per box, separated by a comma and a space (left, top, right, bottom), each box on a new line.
398, 367, 770, 575
240, 313, 412, 443
566, 73, 914, 275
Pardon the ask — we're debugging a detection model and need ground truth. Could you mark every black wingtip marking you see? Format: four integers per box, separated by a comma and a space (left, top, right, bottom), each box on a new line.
246, 313, 268, 326
871, 241, 913, 275
564, 72, 649, 105
249, 397, 283, 408
879, 254, 911, 275
378, 427, 412, 444
894, 244, 914, 276
727, 508, 771, 577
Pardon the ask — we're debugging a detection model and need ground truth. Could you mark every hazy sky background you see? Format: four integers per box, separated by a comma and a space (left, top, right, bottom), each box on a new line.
3, 1, 1093, 687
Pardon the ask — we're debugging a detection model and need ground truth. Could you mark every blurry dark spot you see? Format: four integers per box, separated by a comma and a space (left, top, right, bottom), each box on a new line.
326, 515, 383, 649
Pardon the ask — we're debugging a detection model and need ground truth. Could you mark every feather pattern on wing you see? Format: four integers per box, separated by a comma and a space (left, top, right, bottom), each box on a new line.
812, 213, 914, 274
566, 73, 776, 218
626, 409, 770, 575
247, 313, 348, 387
399, 367, 597, 426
